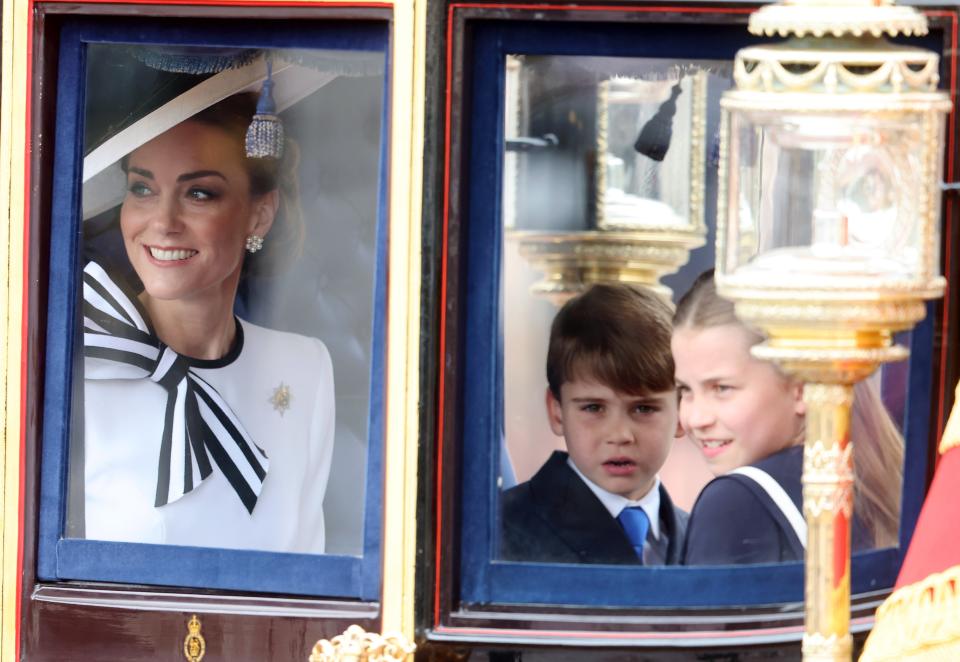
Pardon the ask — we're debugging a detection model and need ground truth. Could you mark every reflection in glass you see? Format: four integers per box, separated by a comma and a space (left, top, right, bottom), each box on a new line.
499, 55, 722, 563
68, 44, 384, 555
597, 75, 698, 231
497, 54, 910, 565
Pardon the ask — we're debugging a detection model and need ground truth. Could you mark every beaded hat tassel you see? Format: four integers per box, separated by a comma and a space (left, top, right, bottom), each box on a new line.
245, 58, 285, 159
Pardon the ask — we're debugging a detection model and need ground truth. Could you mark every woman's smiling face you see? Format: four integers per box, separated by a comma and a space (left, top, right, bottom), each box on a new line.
120, 120, 274, 304
672, 323, 806, 476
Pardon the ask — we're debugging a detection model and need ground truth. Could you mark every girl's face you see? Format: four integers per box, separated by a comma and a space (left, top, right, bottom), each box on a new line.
120, 120, 277, 304
672, 323, 805, 476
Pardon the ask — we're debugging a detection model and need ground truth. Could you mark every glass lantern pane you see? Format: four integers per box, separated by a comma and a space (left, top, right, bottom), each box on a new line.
725, 109, 939, 284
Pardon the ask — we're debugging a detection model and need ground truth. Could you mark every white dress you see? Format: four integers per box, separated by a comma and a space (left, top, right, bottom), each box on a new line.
82, 318, 335, 554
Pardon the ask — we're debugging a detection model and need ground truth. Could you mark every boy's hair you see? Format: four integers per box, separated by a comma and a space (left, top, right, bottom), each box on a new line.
546, 283, 675, 399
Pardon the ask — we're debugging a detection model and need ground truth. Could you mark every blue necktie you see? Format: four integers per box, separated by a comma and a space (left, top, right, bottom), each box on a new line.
618, 506, 650, 562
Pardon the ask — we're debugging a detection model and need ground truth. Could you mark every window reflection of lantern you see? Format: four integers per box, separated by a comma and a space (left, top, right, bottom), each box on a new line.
505, 58, 712, 304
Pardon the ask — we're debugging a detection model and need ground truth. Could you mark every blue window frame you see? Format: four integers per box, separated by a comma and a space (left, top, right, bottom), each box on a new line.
454, 16, 942, 608
38, 16, 390, 600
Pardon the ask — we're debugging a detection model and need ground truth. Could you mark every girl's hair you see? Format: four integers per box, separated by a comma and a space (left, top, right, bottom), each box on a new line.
673, 269, 761, 341
673, 269, 903, 548
123, 92, 304, 277
849, 379, 903, 547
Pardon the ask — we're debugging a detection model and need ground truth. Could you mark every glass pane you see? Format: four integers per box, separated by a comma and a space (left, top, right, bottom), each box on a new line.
599, 76, 695, 229
70, 43, 384, 556
497, 54, 910, 568
724, 110, 941, 285
499, 54, 723, 562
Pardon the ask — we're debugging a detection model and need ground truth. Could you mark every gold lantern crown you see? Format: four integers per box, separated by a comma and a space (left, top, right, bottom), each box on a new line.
716, 0, 950, 384
748, 0, 928, 40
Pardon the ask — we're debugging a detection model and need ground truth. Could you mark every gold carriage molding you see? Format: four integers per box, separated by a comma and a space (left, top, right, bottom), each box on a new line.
309, 625, 416, 662
177, 618, 416, 661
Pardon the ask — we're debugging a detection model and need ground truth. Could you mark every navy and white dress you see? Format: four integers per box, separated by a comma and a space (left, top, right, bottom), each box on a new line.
682, 445, 872, 565
80, 263, 335, 554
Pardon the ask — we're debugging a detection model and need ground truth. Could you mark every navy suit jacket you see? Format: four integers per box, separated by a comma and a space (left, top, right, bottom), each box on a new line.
683, 445, 872, 565
500, 451, 688, 565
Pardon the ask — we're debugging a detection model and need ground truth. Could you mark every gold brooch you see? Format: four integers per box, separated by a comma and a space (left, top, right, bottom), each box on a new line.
269, 382, 291, 416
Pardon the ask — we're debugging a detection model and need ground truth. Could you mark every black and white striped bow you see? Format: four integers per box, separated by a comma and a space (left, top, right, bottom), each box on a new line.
82, 261, 269, 513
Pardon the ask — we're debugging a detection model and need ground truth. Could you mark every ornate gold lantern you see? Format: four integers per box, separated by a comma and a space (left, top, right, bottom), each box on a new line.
715, 1, 951, 660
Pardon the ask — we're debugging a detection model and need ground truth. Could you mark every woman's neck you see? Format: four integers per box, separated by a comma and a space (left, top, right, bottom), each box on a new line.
141, 290, 238, 360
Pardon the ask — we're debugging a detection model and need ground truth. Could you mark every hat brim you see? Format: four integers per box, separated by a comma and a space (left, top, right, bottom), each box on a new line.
82, 55, 341, 220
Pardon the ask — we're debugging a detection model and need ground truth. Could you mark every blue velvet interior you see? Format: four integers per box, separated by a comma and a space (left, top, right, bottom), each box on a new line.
38, 17, 389, 599
899, 305, 936, 549
482, 548, 902, 607
458, 16, 944, 607
358, 49, 393, 602
59, 541, 363, 596
38, 22, 87, 583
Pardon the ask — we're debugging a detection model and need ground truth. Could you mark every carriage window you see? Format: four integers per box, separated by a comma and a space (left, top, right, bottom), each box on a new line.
39, 22, 389, 598
446, 15, 936, 613
497, 53, 910, 567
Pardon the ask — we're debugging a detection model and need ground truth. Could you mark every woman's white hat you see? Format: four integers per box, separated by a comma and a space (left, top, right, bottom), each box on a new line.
82, 47, 381, 220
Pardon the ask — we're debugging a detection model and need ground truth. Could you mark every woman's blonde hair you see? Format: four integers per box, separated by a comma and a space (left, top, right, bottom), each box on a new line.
674, 270, 903, 548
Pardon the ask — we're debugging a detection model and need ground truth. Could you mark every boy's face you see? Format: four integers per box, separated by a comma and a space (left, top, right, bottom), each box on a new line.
546, 377, 680, 501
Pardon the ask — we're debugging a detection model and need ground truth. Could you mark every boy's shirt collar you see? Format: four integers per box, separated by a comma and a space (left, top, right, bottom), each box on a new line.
566, 456, 661, 540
